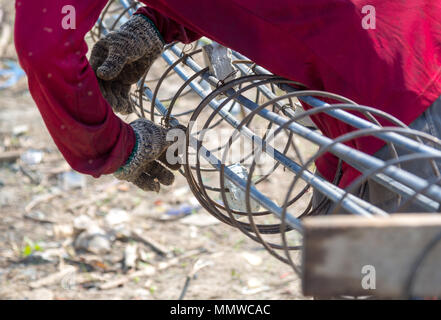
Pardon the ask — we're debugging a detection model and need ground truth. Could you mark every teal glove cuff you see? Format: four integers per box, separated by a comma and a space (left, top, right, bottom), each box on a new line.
115, 129, 140, 175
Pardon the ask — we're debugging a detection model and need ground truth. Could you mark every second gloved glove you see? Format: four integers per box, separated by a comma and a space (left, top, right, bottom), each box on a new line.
90, 14, 164, 114
114, 119, 184, 192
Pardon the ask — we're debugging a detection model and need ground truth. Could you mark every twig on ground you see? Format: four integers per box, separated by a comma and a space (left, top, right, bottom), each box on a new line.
99, 248, 207, 290
28, 266, 76, 289
19, 165, 40, 185
23, 213, 54, 224
0, 150, 21, 163
178, 258, 214, 300
25, 190, 63, 213
130, 230, 171, 257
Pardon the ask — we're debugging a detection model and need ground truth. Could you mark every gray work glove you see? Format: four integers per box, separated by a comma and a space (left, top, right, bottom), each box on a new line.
114, 119, 184, 192
90, 14, 164, 115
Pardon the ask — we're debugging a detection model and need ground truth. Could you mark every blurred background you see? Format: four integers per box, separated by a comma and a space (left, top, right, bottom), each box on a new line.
0, 0, 303, 300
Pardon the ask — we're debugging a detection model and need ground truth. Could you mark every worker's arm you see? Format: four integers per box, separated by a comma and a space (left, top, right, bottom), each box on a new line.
14, 0, 135, 177
14, 1, 194, 190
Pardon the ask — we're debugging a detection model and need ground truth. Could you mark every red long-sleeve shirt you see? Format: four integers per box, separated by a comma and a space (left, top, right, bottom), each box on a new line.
15, 1, 441, 187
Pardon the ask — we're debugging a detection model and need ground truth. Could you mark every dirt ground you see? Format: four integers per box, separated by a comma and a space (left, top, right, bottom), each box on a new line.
0, 1, 305, 300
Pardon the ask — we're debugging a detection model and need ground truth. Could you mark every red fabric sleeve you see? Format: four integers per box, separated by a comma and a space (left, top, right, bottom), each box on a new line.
135, 6, 202, 44
14, 0, 135, 177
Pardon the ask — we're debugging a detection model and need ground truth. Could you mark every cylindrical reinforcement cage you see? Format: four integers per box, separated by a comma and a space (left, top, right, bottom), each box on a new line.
90, 0, 441, 279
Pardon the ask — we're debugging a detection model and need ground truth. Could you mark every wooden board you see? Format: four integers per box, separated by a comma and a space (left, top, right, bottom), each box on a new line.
302, 214, 441, 298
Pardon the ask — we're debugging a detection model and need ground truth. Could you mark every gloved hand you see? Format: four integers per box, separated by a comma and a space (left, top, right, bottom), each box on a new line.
90, 14, 164, 115
114, 119, 183, 192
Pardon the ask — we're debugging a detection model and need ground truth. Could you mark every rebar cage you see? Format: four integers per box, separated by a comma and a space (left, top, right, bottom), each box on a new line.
90, 0, 441, 279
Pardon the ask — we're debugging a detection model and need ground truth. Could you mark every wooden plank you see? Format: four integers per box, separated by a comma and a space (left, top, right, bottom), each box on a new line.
302, 214, 441, 298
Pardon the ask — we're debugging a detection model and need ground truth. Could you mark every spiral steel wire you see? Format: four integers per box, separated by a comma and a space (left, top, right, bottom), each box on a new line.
92, 0, 441, 281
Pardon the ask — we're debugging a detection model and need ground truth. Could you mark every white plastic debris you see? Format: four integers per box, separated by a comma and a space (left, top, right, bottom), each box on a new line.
180, 212, 220, 226
20, 149, 43, 165
73, 215, 95, 232
24, 288, 54, 300
12, 124, 29, 136
234, 278, 271, 296
241, 252, 263, 266
132, 288, 152, 299
189, 196, 200, 206
224, 163, 261, 213
104, 209, 130, 226
247, 277, 264, 289
59, 171, 86, 190
74, 225, 111, 254
172, 186, 190, 198
53, 224, 74, 239
189, 225, 199, 238
124, 243, 138, 271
